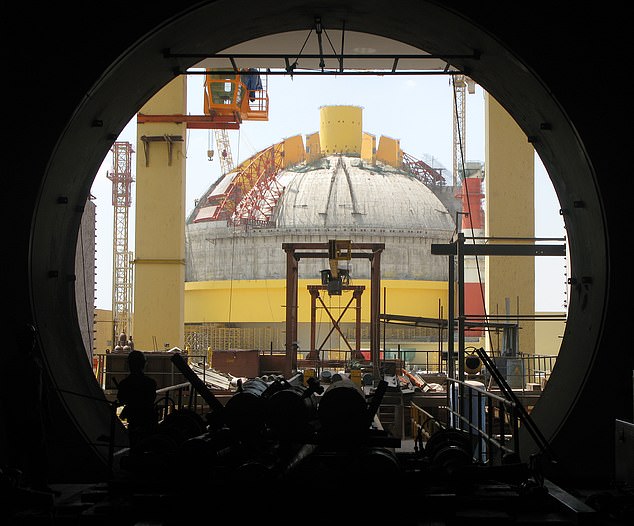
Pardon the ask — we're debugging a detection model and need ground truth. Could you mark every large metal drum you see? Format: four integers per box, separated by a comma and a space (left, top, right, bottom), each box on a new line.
317, 377, 369, 439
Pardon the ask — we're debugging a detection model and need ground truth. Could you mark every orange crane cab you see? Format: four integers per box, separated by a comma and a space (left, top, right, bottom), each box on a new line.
137, 69, 268, 129
203, 68, 269, 126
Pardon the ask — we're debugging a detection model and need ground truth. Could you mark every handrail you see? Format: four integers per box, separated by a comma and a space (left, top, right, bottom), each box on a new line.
154, 381, 205, 421
445, 377, 520, 463
475, 347, 556, 462
410, 401, 445, 452
448, 377, 512, 405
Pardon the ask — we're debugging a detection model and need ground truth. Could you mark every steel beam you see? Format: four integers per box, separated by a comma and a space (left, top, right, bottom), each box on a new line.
431, 243, 566, 256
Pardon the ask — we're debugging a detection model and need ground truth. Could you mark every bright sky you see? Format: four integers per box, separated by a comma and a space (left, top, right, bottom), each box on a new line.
90, 73, 567, 312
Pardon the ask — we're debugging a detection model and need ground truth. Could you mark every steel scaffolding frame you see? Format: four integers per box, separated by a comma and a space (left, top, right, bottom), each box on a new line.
106, 141, 134, 341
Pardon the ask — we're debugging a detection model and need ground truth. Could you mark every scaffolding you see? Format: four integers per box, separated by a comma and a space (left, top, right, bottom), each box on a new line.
184, 323, 282, 354
201, 142, 286, 225
106, 141, 134, 341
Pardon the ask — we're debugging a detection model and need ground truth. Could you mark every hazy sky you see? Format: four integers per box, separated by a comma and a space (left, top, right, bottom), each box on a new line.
90, 73, 567, 312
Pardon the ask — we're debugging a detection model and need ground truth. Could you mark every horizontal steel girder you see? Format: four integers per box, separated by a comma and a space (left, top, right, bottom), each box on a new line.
431, 243, 566, 257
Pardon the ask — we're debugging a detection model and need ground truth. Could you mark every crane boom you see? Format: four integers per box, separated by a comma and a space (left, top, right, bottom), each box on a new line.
215, 129, 235, 175
453, 75, 466, 187
452, 74, 476, 186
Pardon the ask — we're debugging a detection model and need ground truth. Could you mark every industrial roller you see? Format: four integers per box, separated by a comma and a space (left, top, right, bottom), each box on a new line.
223, 377, 270, 437
317, 376, 369, 439
265, 383, 319, 440
424, 427, 474, 476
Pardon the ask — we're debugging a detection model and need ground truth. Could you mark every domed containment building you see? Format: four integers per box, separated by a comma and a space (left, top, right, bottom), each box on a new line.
184, 105, 481, 371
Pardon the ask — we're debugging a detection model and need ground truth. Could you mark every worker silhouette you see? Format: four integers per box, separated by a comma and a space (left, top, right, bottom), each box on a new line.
117, 350, 158, 448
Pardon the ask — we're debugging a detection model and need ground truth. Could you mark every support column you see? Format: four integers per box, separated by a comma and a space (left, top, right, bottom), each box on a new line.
354, 288, 363, 359
370, 249, 381, 381
285, 248, 299, 372
133, 77, 187, 351
485, 94, 535, 355
308, 288, 319, 360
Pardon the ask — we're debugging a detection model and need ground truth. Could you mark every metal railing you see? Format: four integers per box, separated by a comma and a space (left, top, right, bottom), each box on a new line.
94, 352, 211, 390
409, 377, 522, 465
445, 377, 520, 464
153, 382, 206, 421
397, 349, 556, 391
412, 346, 557, 467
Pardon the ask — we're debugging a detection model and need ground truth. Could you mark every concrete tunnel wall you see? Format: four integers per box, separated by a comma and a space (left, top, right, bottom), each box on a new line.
3, 0, 631, 486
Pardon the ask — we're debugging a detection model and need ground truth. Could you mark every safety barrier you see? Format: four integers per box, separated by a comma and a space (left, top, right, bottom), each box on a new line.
444, 377, 520, 464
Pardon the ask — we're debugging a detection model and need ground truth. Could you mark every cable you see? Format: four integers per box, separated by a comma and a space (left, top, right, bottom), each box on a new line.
228, 222, 236, 324
451, 77, 494, 352
263, 278, 277, 323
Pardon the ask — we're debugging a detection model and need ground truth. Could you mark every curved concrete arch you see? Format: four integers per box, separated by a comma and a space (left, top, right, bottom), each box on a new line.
14, 1, 625, 484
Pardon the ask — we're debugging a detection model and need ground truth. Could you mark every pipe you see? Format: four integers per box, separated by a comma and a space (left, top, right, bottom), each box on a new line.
170, 352, 224, 413
223, 377, 269, 436
266, 384, 319, 439
318, 377, 369, 439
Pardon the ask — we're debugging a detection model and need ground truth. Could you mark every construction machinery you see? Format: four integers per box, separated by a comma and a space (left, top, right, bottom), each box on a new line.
137, 69, 269, 130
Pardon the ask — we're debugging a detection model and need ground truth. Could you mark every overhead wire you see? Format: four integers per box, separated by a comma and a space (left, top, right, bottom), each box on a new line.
450, 76, 495, 353
227, 128, 241, 327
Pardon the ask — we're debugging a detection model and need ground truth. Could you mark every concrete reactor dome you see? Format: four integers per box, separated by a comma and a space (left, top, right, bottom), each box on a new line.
274, 155, 454, 232
185, 106, 458, 284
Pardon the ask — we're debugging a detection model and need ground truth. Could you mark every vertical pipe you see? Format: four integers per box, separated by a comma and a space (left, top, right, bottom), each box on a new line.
438, 300, 443, 374
383, 287, 386, 357
448, 250, 455, 427
499, 401, 506, 452
512, 404, 520, 455
486, 396, 493, 460
477, 390, 483, 462
285, 248, 299, 373
458, 233, 465, 417
190, 389, 196, 412
370, 249, 382, 382
310, 289, 317, 356
355, 289, 362, 357
163, 395, 169, 419
487, 396, 493, 464
467, 384, 473, 435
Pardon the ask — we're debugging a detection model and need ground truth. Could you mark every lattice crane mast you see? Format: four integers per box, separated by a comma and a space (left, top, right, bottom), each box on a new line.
213, 129, 235, 175
452, 74, 475, 186
106, 141, 134, 344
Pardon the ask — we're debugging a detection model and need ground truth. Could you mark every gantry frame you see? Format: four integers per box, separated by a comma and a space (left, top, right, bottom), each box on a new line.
304, 284, 366, 366
283, 241, 384, 380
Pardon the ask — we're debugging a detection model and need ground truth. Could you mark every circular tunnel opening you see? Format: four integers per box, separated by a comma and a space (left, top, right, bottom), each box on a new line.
29, 2, 606, 480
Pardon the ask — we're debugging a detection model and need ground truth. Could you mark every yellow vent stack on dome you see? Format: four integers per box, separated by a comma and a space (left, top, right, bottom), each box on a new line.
319, 105, 363, 155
